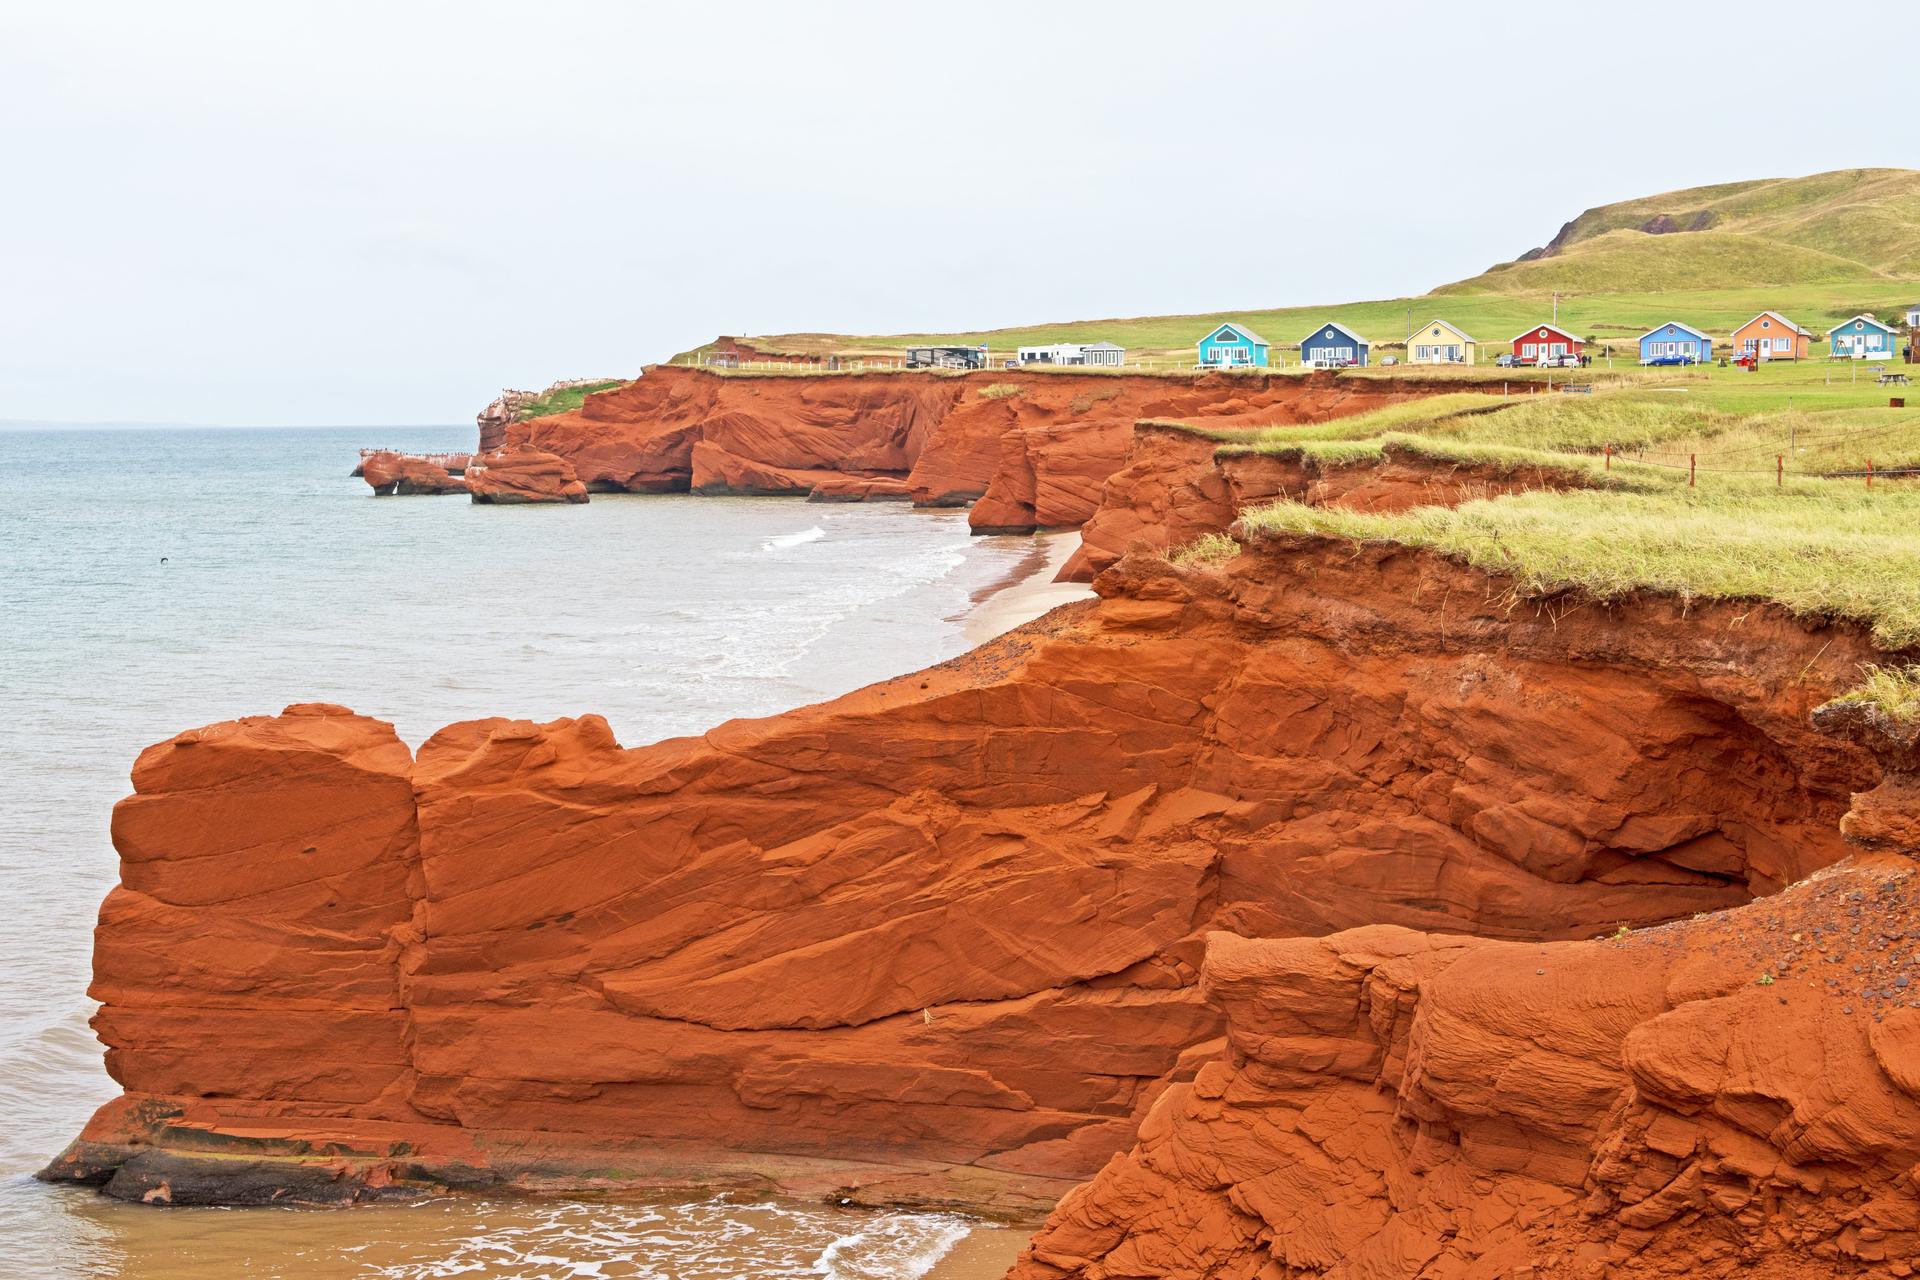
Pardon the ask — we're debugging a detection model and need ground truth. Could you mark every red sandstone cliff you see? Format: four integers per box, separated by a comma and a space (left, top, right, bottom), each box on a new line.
483, 367, 1512, 522
1010, 857, 1920, 1278
44, 533, 1895, 1234
1062, 420, 1598, 581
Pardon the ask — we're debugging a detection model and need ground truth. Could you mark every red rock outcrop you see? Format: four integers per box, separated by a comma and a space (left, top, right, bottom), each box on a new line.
945, 375, 1522, 535
1061, 418, 1597, 581
506, 368, 958, 495
1010, 855, 1920, 1279
808, 476, 914, 503
477, 379, 624, 453
467, 444, 589, 505
483, 367, 1513, 519
44, 534, 1890, 1218
361, 451, 469, 496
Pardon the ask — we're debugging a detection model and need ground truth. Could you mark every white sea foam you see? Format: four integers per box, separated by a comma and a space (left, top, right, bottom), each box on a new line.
761, 525, 826, 551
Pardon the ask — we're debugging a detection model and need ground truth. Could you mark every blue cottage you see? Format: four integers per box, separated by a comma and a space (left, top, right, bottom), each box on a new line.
1197, 322, 1269, 368
1828, 314, 1897, 359
1300, 321, 1370, 368
1638, 321, 1713, 365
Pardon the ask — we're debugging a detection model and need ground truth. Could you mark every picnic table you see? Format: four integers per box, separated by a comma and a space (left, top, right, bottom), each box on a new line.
1877, 373, 1910, 386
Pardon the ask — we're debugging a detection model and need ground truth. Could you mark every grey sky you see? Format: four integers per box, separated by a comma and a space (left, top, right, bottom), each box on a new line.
3, 1, 1912, 425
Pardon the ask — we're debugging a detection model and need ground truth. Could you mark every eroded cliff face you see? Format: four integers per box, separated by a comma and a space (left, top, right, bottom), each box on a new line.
1010, 864, 1920, 1278
361, 451, 468, 497
504, 368, 963, 496
952, 376, 1516, 536
1008, 646, 1920, 1280
45, 536, 1886, 1220
488, 367, 1509, 521
466, 444, 589, 505
1061, 418, 1594, 582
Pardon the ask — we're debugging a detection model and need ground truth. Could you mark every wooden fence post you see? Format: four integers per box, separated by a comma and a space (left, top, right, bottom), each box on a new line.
1776, 454, 1783, 487
1689, 454, 1696, 488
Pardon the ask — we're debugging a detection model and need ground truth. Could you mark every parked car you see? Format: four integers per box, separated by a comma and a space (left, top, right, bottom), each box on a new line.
1495, 353, 1521, 368
1539, 353, 1582, 368
1645, 355, 1699, 367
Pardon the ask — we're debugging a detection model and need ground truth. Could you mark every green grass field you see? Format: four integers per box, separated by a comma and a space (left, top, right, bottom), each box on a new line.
676, 282, 1916, 370
676, 169, 1919, 368
1238, 478, 1920, 647
1142, 368, 1920, 651
514, 379, 628, 418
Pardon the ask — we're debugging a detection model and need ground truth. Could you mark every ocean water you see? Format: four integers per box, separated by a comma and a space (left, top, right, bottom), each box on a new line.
0, 425, 1043, 1279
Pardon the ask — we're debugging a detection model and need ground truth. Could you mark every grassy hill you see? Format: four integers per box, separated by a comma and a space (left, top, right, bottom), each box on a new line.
1442, 168, 1920, 294
684, 169, 1919, 367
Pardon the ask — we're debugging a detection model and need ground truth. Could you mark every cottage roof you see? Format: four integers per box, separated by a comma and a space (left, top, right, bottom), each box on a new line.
1827, 313, 1895, 336
1080, 342, 1126, 351
1302, 320, 1369, 347
1639, 320, 1714, 344
1414, 319, 1477, 343
1508, 322, 1582, 344
1203, 322, 1270, 346
1735, 311, 1811, 336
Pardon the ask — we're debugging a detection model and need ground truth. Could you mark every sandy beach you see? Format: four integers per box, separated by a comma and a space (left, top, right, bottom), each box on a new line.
926, 1222, 1030, 1278
963, 530, 1097, 645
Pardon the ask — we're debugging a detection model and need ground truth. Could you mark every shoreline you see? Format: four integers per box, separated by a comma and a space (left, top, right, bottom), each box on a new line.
962, 530, 1096, 646
926, 1222, 1027, 1279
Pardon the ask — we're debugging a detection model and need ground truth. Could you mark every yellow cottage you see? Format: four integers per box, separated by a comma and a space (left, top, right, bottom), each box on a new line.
1408, 319, 1477, 365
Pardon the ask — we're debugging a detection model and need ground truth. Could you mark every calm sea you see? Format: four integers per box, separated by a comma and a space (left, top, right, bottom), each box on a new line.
0, 425, 1042, 1279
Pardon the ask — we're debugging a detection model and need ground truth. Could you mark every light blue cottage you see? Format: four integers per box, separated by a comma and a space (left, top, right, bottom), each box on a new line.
1827, 314, 1897, 359
1300, 322, 1371, 368
1197, 323, 1270, 368
1638, 321, 1713, 364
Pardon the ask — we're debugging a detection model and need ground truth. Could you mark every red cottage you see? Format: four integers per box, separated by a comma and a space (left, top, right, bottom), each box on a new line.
1510, 323, 1585, 365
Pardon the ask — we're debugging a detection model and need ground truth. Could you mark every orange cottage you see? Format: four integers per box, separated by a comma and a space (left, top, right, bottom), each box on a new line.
1730, 311, 1812, 361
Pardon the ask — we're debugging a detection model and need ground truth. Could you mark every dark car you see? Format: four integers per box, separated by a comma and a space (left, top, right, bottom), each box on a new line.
1644, 355, 1699, 367
1494, 353, 1521, 368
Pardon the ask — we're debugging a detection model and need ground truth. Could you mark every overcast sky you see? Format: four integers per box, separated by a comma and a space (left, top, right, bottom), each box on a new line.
3, 2, 1912, 425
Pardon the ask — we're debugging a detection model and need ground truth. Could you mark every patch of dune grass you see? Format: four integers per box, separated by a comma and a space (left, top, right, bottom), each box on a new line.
1821, 665, 1920, 726
518, 380, 627, 419
977, 383, 1024, 401
1217, 393, 1510, 448
1195, 388, 1920, 477
1238, 478, 1920, 648
1167, 532, 1239, 569
1833, 665, 1920, 723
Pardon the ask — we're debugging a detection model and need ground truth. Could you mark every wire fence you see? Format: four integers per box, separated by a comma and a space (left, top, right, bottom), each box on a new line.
1598, 422, 1920, 485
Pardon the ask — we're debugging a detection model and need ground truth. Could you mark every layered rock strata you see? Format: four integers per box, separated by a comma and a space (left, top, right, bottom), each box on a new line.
1059, 421, 1590, 582
361, 452, 468, 497
45, 536, 1887, 1223
1009, 861, 1920, 1279
467, 444, 589, 505
490, 368, 1519, 524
